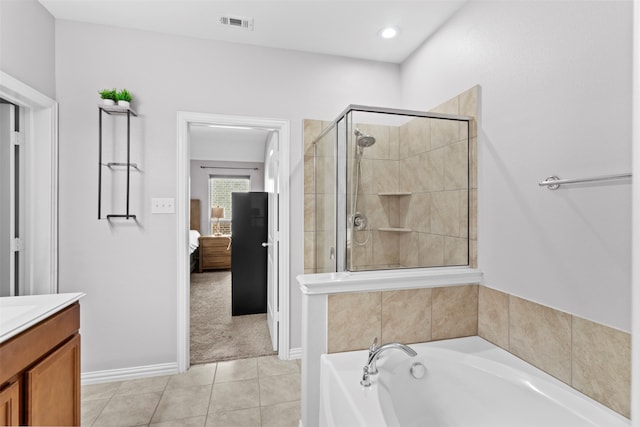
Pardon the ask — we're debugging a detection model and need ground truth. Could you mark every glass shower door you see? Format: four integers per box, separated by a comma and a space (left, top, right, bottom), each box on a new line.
314, 123, 338, 273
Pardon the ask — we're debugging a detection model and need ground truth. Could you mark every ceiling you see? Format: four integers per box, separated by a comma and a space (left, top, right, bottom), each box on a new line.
38, 0, 466, 64
189, 124, 270, 162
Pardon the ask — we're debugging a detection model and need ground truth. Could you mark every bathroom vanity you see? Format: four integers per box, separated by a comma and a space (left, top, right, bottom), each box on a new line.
0, 293, 84, 426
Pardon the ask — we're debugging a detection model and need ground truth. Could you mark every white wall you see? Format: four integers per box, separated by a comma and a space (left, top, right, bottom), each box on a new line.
401, 1, 632, 331
0, 0, 56, 99
55, 20, 400, 372
189, 160, 264, 234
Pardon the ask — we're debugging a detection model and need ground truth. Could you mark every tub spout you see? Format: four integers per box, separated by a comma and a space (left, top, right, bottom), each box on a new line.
360, 341, 418, 387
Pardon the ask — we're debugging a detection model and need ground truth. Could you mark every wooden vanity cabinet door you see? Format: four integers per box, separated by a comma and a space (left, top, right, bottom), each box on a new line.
24, 334, 80, 426
0, 381, 20, 426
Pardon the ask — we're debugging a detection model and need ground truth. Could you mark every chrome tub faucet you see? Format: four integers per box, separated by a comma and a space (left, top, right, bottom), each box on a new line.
360, 338, 418, 387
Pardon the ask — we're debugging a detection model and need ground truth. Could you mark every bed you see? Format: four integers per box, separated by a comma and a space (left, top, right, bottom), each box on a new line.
190, 199, 201, 272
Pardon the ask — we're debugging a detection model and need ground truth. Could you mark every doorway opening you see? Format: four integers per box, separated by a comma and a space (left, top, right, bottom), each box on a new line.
177, 111, 291, 372
0, 72, 58, 296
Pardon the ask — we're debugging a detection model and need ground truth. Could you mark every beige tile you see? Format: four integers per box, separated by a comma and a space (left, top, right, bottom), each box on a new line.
304, 194, 315, 232
349, 231, 372, 269
359, 194, 388, 229
420, 149, 444, 192
372, 231, 399, 266
418, 233, 444, 267
509, 297, 572, 384
316, 193, 336, 232
327, 292, 381, 353
304, 232, 315, 271
443, 236, 467, 266
215, 358, 258, 383
432, 285, 478, 340
459, 190, 469, 239
431, 118, 459, 149
398, 232, 419, 268
82, 381, 122, 401
399, 155, 418, 192
431, 95, 459, 115
572, 317, 631, 418
389, 126, 400, 161
261, 401, 301, 427
407, 117, 430, 156
151, 416, 206, 427
470, 238, 478, 268
444, 140, 468, 191
94, 392, 162, 427
470, 137, 478, 189
167, 363, 216, 390
258, 373, 301, 407
405, 192, 430, 233
257, 356, 300, 378
358, 123, 390, 160
81, 397, 110, 426
469, 189, 477, 240
372, 159, 399, 193
206, 408, 260, 427
152, 385, 212, 423
116, 375, 170, 396
458, 86, 479, 138
303, 155, 314, 195
478, 286, 509, 349
381, 289, 432, 344
209, 379, 260, 413
431, 190, 460, 237
303, 119, 322, 157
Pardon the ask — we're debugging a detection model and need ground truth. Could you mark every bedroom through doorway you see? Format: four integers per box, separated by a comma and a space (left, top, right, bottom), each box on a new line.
183, 113, 289, 366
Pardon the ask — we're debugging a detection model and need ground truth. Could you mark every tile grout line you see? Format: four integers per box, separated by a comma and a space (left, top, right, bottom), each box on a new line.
145, 374, 172, 426
203, 362, 218, 427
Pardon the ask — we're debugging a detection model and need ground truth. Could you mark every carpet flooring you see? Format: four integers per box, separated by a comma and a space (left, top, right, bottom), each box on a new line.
190, 270, 276, 365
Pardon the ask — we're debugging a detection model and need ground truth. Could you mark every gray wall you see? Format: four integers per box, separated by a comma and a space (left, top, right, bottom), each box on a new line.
401, 0, 632, 332
0, 0, 56, 99
55, 19, 400, 373
189, 160, 264, 234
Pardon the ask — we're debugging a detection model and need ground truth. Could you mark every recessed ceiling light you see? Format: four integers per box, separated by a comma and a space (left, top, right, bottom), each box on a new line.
379, 27, 399, 39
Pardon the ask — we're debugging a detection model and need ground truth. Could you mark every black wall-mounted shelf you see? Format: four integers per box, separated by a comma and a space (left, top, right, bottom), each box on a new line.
98, 105, 138, 220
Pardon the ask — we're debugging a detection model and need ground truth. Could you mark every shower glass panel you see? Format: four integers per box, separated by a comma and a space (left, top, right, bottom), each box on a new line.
313, 122, 338, 273
313, 105, 470, 273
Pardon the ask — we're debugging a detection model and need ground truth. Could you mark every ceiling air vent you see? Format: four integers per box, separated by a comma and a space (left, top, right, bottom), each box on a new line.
219, 16, 254, 31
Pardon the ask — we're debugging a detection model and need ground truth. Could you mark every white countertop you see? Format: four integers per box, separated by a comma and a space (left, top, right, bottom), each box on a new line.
0, 293, 85, 344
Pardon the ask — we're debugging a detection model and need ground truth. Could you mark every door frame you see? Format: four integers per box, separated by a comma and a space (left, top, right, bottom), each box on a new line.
176, 111, 291, 372
0, 71, 58, 295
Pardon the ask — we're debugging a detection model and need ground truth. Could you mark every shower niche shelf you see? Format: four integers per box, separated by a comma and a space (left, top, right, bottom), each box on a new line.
98, 105, 139, 220
378, 227, 412, 232
378, 192, 412, 196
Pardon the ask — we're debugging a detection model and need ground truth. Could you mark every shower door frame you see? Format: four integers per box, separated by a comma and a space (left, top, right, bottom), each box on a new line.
311, 104, 473, 273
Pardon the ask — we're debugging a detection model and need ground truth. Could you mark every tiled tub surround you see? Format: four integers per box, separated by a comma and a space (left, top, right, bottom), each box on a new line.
478, 286, 631, 418
303, 85, 479, 273
323, 284, 631, 419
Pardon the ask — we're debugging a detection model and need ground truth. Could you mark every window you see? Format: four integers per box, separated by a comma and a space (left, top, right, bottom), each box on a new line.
209, 176, 250, 234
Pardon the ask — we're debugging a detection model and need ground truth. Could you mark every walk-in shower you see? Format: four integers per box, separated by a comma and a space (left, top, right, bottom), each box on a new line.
310, 105, 472, 273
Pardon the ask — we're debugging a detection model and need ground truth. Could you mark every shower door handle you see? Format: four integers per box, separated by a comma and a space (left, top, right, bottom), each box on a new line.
261, 242, 271, 248
329, 247, 336, 261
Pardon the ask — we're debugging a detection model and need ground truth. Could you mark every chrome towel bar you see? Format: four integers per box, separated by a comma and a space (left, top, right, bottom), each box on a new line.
539, 173, 632, 190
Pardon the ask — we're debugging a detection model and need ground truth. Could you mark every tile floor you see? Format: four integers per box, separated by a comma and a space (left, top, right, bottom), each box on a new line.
82, 356, 301, 427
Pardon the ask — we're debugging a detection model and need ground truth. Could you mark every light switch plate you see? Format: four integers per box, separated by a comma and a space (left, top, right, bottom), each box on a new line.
152, 198, 175, 214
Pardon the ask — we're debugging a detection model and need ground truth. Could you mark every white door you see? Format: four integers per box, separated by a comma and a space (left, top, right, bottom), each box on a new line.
265, 131, 279, 351
0, 103, 18, 296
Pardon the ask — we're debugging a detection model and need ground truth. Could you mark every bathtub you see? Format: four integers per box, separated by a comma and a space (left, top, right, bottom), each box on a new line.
319, 336, 629, 427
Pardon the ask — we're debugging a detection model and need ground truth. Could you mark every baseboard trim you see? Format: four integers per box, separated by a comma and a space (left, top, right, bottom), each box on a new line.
289, 347, 302, 360
81, 363, 179, 385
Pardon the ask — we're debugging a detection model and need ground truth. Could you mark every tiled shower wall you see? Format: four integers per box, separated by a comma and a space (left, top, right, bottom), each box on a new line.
325, 285, 631, 418
303, 86, 479, 272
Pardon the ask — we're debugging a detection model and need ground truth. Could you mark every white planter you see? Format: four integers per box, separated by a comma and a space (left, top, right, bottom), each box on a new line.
117, 100, 130, 108
102, 99, 115, 106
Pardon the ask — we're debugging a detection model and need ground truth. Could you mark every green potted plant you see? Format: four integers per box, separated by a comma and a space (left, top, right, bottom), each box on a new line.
116, 89, 133, 108
98, 88, 117, 106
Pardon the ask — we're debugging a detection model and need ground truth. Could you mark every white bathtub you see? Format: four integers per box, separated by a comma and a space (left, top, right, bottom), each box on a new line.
319, 336, 629, 427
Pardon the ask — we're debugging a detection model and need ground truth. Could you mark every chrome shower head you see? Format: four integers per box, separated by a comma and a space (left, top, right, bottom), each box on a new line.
354, 128, 376, 148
